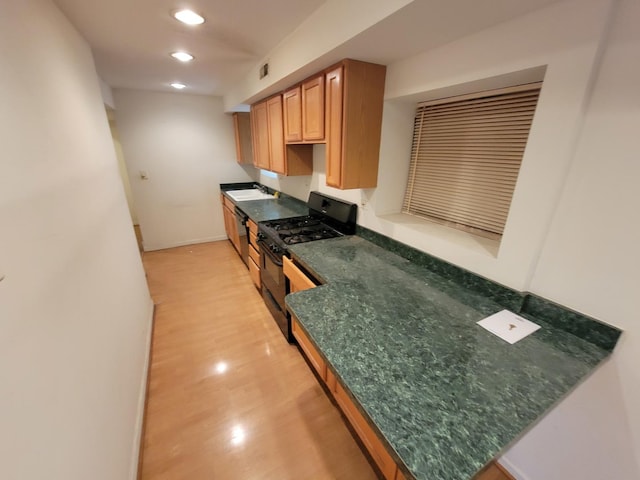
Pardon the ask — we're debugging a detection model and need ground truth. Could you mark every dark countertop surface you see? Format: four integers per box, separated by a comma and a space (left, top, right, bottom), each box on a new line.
285, 235, 612, 480
221, 188, 308, 223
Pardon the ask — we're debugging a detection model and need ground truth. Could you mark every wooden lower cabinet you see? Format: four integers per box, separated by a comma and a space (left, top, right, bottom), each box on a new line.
333, 381, 397, 480
221, 196, 240, 254
395, 469, 407, 480
248, 244, 261, 289
283, 256, 316, 292
247, 220, 261, 289
473, 462, 515, 480
291, 317, 327, 381
291, 314, 400, 480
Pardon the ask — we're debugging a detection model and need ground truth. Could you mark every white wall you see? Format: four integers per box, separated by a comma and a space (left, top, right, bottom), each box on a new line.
223, 0, 413, 110
0, 1, 153, 480
108, 112, 138, 225
113, 89, 253, 251
508, 0, 640, 476
352, 0, 613, 291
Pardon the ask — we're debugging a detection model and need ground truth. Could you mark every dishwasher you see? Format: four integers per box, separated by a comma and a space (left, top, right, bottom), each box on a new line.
234, 206, 249, 268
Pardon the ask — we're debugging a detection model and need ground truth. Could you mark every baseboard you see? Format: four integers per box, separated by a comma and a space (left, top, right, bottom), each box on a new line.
143, 235, 227, 252
129, 299, 156, 480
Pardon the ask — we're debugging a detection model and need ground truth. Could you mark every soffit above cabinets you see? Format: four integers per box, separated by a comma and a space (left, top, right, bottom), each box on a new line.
53, 0, 565, 99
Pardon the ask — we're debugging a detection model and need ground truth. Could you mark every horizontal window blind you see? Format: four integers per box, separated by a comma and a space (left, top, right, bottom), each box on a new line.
403, 83, 541, 238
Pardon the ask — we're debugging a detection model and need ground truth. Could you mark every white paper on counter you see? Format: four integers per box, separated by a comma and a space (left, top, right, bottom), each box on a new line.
477, 309, 541, 344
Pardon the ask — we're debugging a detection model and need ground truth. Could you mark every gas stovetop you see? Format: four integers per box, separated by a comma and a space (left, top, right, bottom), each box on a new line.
257, 192, 357, 253
261, 216, 342, 246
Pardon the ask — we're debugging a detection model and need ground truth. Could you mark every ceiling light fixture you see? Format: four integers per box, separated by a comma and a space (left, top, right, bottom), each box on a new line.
171, 51, 194, 62
170, 82, 187, 90
173, 9, 205, 25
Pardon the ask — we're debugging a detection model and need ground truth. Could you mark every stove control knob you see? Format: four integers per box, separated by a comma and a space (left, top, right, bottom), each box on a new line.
256, 232, 265, 241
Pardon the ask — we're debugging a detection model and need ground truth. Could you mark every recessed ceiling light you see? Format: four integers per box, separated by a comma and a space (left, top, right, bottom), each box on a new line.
170, 82, 187, 90
171, 51, 194, 62
173, 9, 205, 25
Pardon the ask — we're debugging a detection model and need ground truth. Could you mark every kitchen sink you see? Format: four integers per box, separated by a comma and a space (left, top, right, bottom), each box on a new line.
226, 189, 274, 202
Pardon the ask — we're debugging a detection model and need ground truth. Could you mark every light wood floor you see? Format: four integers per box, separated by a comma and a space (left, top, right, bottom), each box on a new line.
139, 240, 513, 480
139, 240, 378, 479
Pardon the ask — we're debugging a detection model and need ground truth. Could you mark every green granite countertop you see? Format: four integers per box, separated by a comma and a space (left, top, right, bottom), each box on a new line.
285, 236, 613, 480
221, 189, 308, 223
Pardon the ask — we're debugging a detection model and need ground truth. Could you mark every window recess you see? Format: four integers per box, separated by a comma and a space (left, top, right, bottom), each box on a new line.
402, 82, 542, 239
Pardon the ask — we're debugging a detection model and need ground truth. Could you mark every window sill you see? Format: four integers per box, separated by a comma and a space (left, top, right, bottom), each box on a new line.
375, 213, 501, 258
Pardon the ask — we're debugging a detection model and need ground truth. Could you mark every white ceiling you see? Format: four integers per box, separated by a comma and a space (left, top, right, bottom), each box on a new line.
54, 0, 564, 101
53, 0, 325, 96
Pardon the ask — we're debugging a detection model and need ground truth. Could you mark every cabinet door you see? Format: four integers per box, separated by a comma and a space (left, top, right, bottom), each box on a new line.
325, 66, 344, 188
232, 112, 253, 165
223, 204, 240, 253
333, 381, 397, 480
283, 86, 302, 142
266, 95, 286, 175
283, 257, 316, 293
251, 101, 270, 170
291, 315, 327, 381
302, 75, 325, 141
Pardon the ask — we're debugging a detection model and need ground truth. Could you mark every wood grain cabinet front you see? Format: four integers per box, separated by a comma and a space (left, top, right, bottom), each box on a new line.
221, 196, 240, 254
283, 75, 325, 144
232, 112, 253, 165
247, 219, 259, 248
325, 59, 386, 189
251, 94, 313, 176
250, 100, 270, 170
301, 75, 325, 141
283, 86, 303, 142
283, 256, 316, 293
291, 315, 326, 381
332, 381, 398, 480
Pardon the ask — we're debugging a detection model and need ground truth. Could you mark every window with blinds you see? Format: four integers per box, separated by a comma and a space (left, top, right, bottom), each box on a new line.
402, 83, 541, 239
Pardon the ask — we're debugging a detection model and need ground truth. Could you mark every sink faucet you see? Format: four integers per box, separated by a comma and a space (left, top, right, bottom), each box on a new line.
254, 184, 268, 194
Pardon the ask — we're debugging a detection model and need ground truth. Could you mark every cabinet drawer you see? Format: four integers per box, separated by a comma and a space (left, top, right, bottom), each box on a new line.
248, 257, 260, 289
249, 244, 260, 265
223, 195, 235, 211
333, 382, 397, 480
249, 232, 258, 248
248, 219, 258, 237
395, 468, 407, 480
283, 256, 316, 292
291, 315, 326, 381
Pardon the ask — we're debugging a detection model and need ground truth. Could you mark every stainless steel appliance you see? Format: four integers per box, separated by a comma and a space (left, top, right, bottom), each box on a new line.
234, 206, 249, 267
257, 192, 357, 341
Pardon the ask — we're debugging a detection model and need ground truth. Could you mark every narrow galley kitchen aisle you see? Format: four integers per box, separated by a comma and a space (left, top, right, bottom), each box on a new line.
139, 240, 378, 479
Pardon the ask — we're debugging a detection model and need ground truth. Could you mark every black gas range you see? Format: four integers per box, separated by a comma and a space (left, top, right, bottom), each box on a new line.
257, 192, 357, 341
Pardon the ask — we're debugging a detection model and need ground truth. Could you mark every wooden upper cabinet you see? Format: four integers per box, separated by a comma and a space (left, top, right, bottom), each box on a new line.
283, 86, 303, 142
267, 95, 286, 175
250, 94, 312, 176
232, 112, 253, 165
250, 101, 270, 170
325, 59, 386, 189
325, 66, 344, 188
250, 58, 384, 181
302, 75, 325, 141
283, 75, 325, 144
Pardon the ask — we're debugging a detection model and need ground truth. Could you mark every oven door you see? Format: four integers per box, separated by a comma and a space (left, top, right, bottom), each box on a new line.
258, 240, 291, 341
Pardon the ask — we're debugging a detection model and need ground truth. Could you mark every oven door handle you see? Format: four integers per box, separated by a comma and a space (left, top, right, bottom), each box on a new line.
258, 240, 283, 267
